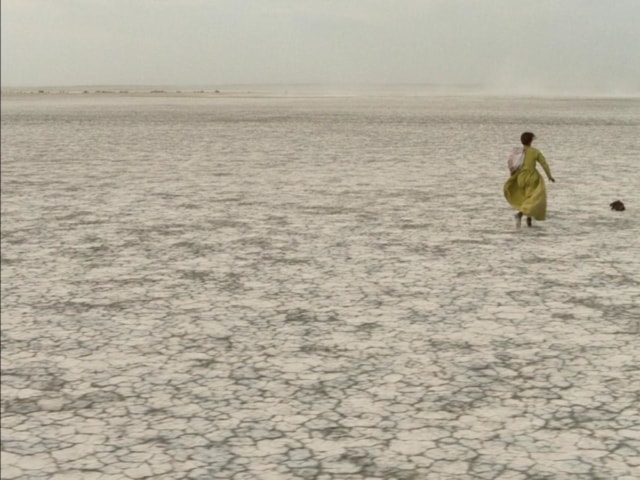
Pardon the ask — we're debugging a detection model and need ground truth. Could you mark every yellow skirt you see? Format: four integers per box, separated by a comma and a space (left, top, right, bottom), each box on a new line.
503, 169, 547, 220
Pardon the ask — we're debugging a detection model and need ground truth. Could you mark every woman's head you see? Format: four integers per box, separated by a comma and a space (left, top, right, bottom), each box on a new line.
521, 132, 535, 146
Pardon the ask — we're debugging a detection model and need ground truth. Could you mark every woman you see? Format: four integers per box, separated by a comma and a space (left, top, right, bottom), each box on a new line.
504, 132, 555, 228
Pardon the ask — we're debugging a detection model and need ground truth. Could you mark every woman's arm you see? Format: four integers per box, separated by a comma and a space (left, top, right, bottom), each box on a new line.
537, 151, 555, 182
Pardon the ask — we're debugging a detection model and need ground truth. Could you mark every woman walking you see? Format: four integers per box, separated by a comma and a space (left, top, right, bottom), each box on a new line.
504, 132, 555, 227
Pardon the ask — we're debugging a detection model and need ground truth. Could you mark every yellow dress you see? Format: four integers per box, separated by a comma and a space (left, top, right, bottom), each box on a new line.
503, 147, 553, 220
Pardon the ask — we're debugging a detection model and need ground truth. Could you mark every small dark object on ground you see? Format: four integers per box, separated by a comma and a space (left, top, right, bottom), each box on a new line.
610, 200, 625, 211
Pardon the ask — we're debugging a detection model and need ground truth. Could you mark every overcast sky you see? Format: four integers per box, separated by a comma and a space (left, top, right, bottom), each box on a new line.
2, 0, 639, 94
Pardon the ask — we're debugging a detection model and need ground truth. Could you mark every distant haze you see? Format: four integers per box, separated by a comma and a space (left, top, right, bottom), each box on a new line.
2, 0, 639, 95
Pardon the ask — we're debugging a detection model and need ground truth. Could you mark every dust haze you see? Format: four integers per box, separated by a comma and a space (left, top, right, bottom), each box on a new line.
2, 0, 639, 96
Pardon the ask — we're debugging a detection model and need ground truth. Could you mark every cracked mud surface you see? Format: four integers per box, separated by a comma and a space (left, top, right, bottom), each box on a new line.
2, 93, 639, 479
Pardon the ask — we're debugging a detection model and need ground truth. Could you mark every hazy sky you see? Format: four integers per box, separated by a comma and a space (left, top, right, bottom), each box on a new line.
2, 0, 639, 93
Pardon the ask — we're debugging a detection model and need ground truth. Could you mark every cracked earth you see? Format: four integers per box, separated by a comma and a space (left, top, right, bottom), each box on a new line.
1, 93, 639, 479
